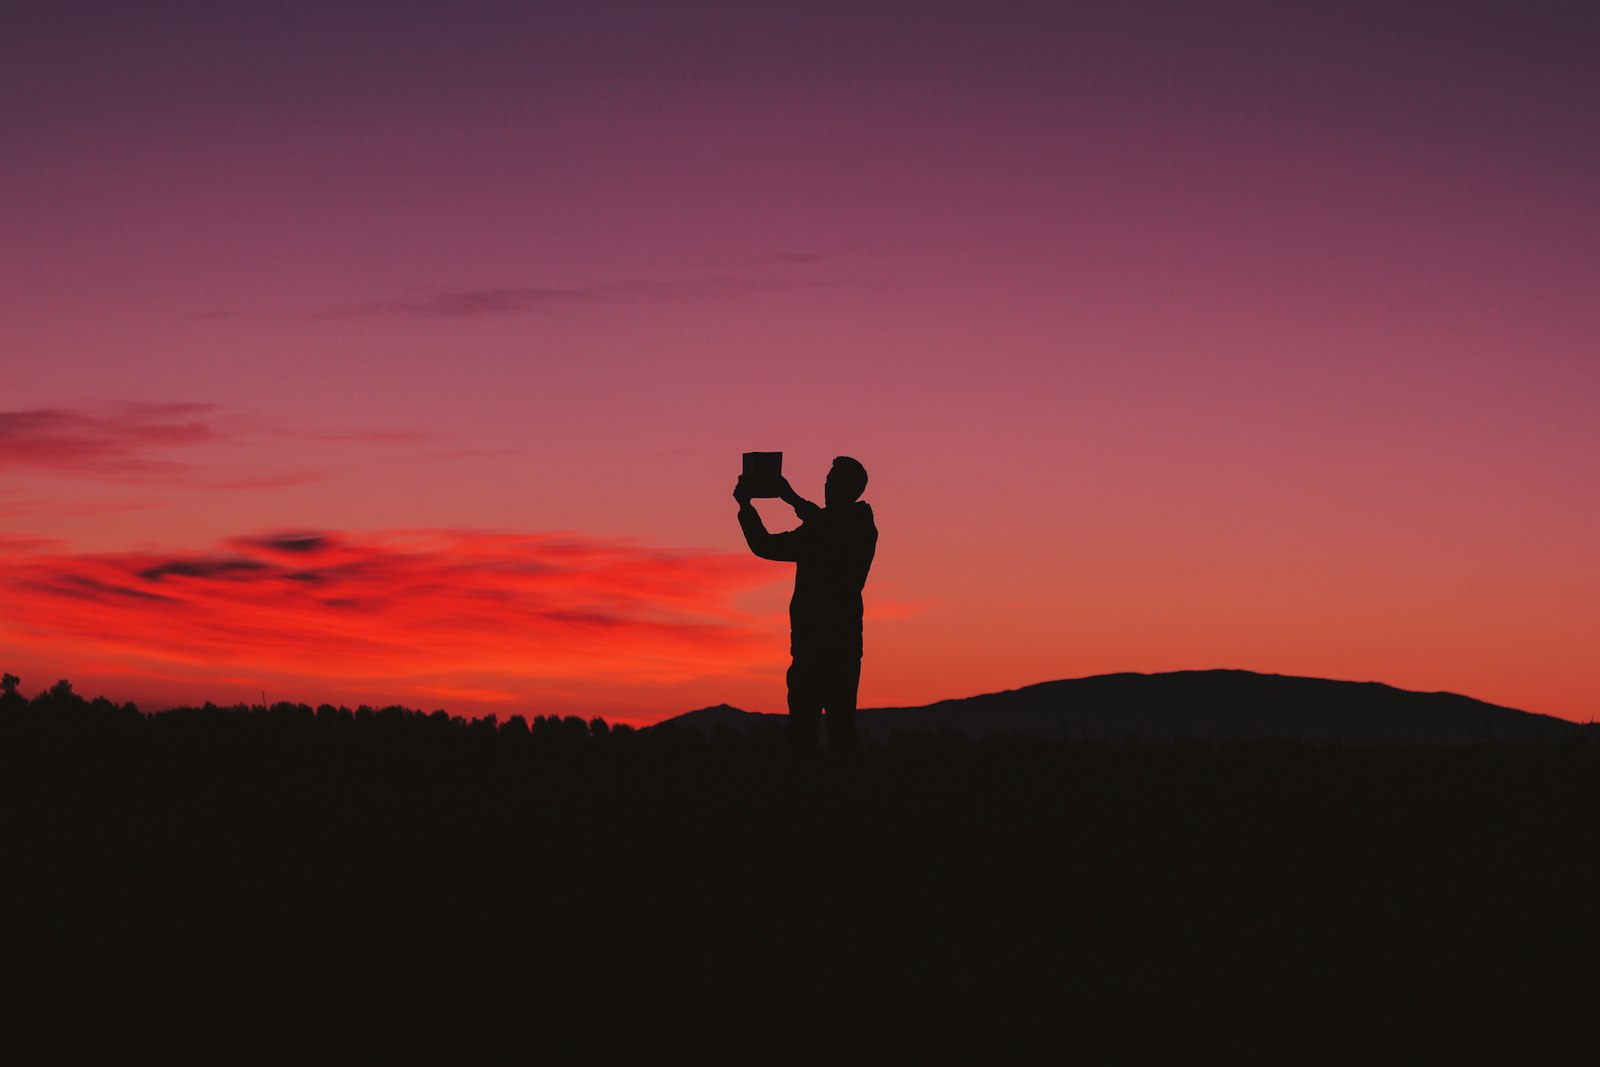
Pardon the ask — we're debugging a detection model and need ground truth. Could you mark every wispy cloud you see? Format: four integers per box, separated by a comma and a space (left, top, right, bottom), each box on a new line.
0, 403, 454, 493
0, 534, 68, 553
316, 280, 673, 319
319, 429, 440, 445
317, 255, 836, 319
740, 251, 822, 266
0, 403, 221, 478
0, 529, 782, 694
207, 471, 327, 491
236, 532, 335, 555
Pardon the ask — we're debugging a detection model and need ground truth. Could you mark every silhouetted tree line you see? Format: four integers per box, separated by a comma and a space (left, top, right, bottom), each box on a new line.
0, 670, 637, 745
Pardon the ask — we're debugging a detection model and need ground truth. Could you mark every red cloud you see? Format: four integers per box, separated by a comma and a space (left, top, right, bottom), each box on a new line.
0, 529, 784, 707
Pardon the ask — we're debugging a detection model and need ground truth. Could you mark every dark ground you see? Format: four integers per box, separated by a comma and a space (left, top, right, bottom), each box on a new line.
5, 693, 1598, 1059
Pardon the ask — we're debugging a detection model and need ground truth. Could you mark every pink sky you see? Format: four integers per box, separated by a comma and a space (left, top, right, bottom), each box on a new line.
3, 3, 1597, 723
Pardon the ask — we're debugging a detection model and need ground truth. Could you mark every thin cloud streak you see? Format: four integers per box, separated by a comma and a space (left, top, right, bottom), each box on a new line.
205, 470, 326, 491
237, 532, 335, 555
0, 403, 220, 477
1, 403, 454, 495
320, 430, 440, 445
739, 251, 822, 266
315, 259, 841, 319
316, 281, 672, 318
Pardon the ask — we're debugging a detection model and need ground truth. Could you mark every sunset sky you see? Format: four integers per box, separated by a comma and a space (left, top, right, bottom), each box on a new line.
4, 2, 1596, 723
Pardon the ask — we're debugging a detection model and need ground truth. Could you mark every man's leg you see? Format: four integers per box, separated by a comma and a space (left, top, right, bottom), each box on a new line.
823, 655, 862, 755
786, 658, 822, 756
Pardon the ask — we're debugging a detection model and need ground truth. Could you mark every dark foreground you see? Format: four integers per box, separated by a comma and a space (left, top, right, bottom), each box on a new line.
6, 700, 1599, 1057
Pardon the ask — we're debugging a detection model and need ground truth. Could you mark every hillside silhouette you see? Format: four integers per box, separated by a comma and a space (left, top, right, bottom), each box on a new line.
657, 669, 1583, 744
6, 668, 1599, 1054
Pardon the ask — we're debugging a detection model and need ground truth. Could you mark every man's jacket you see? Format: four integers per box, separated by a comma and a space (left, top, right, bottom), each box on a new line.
739, 499, 877, 657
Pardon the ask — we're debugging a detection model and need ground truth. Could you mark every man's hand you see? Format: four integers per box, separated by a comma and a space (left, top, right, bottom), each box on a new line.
778, 477, 822, 520
733, 476, 754, 507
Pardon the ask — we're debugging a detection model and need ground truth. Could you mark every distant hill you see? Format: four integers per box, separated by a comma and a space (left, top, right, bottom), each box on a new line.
654, 670, 1585, 744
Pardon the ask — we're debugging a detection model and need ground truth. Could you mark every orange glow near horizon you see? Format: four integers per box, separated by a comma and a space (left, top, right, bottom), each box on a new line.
0, 529, 785, 721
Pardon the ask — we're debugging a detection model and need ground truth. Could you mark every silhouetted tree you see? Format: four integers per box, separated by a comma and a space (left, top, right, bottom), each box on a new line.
45, 678, 81, 706
0, 672, 23, 714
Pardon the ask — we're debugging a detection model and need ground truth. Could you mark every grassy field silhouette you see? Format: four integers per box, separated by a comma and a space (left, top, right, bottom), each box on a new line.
6, 674, 1596, 1054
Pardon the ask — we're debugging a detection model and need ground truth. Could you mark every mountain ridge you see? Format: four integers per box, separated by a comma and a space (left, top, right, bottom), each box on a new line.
654, 669, 1584, 744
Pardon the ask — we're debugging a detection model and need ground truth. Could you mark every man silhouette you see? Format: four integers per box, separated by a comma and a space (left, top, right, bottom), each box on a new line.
735, 456, 877, 757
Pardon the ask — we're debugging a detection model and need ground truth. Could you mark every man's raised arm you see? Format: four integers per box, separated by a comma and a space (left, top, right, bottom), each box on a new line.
734, 477, 802, 561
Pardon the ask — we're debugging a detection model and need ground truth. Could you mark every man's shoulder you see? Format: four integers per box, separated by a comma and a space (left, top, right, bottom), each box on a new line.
810, 500, 874, 530
852, 500, 877, 535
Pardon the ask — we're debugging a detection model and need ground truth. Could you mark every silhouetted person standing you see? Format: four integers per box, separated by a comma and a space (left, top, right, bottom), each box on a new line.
735, 457, 877, 758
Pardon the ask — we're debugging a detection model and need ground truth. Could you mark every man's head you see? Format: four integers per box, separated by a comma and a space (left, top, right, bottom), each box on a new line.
825, 455, 868, 508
